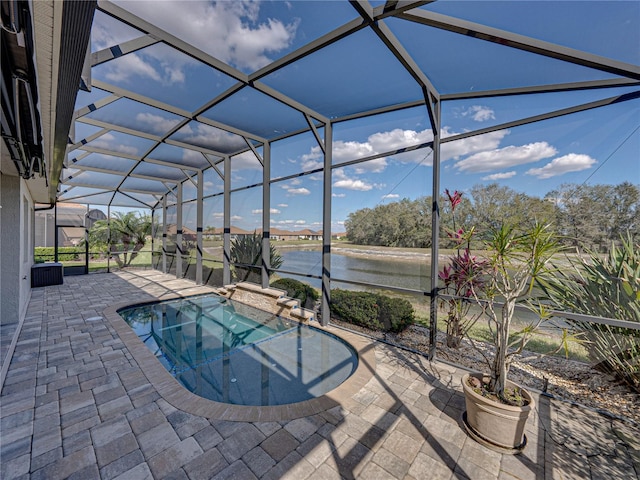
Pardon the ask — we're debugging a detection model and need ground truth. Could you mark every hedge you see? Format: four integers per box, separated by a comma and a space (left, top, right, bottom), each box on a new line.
34, 246, 83, 262
329, 289, 415, 333
270, 278, 319, 309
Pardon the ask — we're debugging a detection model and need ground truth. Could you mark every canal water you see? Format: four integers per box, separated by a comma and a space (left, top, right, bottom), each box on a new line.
278, 248, 431, 292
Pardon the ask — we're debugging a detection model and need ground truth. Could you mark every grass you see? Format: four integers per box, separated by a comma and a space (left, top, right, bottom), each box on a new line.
57, 250, 154, 271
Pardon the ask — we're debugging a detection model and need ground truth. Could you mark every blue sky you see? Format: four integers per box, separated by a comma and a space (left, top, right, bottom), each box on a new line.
72, 1, 639, 232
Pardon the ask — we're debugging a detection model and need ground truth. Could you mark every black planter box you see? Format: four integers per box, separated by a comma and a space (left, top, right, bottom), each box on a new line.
31, 263, 64, 288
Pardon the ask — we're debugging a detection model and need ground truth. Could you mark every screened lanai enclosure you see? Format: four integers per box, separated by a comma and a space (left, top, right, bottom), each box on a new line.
50, 1, 638, 355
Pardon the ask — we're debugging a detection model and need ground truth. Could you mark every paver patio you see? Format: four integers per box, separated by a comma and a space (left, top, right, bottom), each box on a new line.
1, 270, 638, 479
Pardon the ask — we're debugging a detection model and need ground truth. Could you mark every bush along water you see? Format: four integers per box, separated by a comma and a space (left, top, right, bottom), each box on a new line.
270, 278, 319, 309
330, 289, 415, 333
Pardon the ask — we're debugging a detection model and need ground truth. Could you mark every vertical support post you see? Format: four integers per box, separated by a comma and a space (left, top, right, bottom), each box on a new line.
321, 122, 333, 326
84, 204, 89, 274
429, 100, 441, 361
223, 156, 231, 286
151, 208, 155, 269
176, 182, 183, 279
162, 195, 167, 274
261, 142, 271, 288
54, 203, 58, 263
107, 205, 111, 273
196, 170, 203, 285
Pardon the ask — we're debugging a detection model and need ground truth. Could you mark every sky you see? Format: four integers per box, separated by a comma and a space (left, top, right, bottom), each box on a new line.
69, 0, 639, 233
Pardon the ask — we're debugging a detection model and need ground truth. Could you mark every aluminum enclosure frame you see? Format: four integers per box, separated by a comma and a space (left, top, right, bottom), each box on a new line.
59, 1, 640, 360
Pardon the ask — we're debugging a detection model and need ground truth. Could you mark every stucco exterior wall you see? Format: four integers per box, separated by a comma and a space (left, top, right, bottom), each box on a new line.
1, 173, 34, 386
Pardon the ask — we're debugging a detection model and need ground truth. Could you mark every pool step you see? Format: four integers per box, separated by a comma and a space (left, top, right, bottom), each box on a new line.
290, 307, 315, 323
276, 297, 299, 309
218, 282, 316, 324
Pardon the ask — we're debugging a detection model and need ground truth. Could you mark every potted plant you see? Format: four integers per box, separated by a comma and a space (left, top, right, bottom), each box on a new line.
451, 222, 562, 453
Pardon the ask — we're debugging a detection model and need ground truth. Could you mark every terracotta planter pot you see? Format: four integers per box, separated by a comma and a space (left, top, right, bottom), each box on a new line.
461, 372, 534, 453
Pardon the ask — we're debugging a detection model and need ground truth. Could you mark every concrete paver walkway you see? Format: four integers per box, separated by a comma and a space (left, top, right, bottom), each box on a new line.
1, 270, 638, 479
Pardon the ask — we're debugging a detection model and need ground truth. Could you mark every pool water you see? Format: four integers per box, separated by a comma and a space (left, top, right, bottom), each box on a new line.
118, 295, 358, 406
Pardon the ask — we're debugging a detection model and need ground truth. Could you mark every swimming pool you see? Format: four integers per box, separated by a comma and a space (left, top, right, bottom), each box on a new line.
118, 295, 358, 406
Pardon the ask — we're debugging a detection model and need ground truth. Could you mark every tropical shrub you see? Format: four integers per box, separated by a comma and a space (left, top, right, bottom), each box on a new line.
539, 234, 640, 392
230, 232, 283, 283
89, 212, 152, 267
330, 289, 415, 333
270, 278, 319, 309
439, 189, 489, 348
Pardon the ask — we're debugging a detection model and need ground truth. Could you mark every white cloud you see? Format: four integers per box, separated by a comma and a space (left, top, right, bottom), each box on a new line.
90, 133, 139, 155
300, 127, 508, 170
382, 193, 400, 200
461, 105, 495, 122
182, 148, 206, 163
279, 181, 310, 196
213, 212, 224, 218
176, 123, 247, 154
115, 0, 299, 71
252, 208, 281, 214
92, 11, 143, 51
369, 128, 432, 152
277, 203, 288, 208
272, 219, 296, 225
287, 187, 311, 195
231, 150, 263, 170
230, 215, 242, 221
454, 141, 557, 173
353, 158, 387, 174
333, 179, 373, 191
295, 220, 306, 224
441, 128, 509, 162
135, 113, 180, 135
482, 171, 517, 180
333, 140, 376, 162
105, 50, 187, 86
332, 193, 346, 198
526, 154, 597, 179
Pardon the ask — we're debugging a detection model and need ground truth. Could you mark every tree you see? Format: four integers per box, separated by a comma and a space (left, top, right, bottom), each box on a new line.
344, 196, 432, 248
547, 183, 639, 252
89, 212, 152, 267
468, 183, 557, 239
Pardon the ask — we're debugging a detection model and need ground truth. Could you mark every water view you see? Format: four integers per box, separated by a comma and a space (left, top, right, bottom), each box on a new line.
278, 247, 431, 292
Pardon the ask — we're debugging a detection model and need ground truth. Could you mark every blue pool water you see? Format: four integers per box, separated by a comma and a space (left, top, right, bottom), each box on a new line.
118, 295, 358, 406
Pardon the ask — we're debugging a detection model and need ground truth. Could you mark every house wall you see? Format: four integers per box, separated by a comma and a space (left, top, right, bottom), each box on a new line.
1, 173, 34, 387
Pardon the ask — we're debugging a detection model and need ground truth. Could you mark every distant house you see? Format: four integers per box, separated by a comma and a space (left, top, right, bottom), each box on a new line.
269, 228, 300, 241
35, 203, 106, 247
201, 226, 253, 241
197, 226, 324, 242
263, 228, 322, 241
296, 229, 322, 241
166, 225, 198, 243
332, 232, 347, 240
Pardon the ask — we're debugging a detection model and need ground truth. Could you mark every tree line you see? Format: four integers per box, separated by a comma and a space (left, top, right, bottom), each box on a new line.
344, 182, 639, 252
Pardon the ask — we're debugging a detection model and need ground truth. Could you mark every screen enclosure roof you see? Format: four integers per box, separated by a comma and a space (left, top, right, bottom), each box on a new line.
59, 0, 640, 209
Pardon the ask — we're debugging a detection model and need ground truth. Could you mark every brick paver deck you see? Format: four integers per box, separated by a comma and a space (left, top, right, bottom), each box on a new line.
1, 270, 638, 479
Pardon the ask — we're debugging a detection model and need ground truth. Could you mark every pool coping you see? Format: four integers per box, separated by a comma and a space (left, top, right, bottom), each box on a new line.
103, 293, 376, 422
